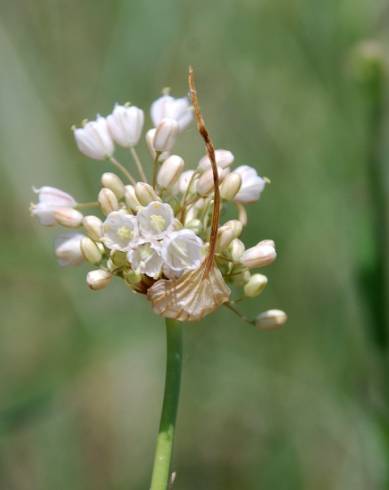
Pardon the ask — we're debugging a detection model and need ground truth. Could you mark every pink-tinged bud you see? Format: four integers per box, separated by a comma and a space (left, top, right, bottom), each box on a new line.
198, 149, 234, 172
73, 116, 114, 160
220, 173, 242, 201
101, 172, 125, 199
255, 309, 287, 330
54, 233, 84, 267
217, 220, 243, 251
98, 188, 119, 215
153, 118, 178, 152
157, 155, 184, 189
135, 182, 161, 206
233, 166, 266, 204
53, 208, 83, 228
244, 274, 268, 297
106, 104, 144, 147
33, 186, 76, 207
240, 240, 276, 268
124, 185, 141, 211
196, 166, 229, 196
80, 237, 103, 264
82, 215, 103, 241
86, 269, 112, 290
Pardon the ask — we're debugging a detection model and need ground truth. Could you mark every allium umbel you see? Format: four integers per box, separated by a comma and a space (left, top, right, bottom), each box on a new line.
30, 68, 285, 327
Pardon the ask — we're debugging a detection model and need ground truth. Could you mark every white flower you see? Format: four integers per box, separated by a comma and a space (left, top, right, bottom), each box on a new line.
106, 104, 144, 147
233, 165, 266, 204
31, 186, 76, 226
162, 229, 204, 277
73, 116, 114, 160
137, 201, 174, 240
102, 210, 138, 251
54, 233, 84, 267
128, 242, 163, 279
198, 149, 234, 172
151, 95, 193, 132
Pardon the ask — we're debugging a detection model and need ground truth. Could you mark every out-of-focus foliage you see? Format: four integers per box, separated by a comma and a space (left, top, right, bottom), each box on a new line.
1, 0, 389, 488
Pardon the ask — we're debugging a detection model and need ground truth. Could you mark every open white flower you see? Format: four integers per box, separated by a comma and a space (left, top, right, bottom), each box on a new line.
137, 201, 174, 239
128, 242, 163, 279
107, 104, 144, 147
102, 210, 138, 251
73, 116, 114, 160
31, 186, 77, 226
162, 229, 204, 277
233, 165, 266, 203
151, 95, 193, 132
55, 233, 84, 267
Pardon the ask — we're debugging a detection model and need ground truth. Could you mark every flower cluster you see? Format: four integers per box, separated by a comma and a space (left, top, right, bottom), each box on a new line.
30, 76, 286, 328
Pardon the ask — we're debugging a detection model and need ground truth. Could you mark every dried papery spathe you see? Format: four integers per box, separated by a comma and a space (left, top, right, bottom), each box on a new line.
147, 67, 231, 321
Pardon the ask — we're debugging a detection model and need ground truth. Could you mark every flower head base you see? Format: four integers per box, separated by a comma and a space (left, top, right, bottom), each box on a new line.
31, 67, 285, 328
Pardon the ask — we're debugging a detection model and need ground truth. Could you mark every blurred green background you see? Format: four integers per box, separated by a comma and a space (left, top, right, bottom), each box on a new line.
1, 0, 389, 488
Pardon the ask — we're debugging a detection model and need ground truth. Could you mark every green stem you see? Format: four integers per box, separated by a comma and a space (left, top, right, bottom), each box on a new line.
150, 319, 183, 490
152, 152, 162, 189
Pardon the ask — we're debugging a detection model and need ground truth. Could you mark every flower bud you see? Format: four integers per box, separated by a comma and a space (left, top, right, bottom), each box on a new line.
198, 149, 234, 172
80, 237, 103, 264
151, 94, 192, 131
135, 182, 161, 206
153, 118, 178, 152
124, 185, 141, 211
244, 274, 268, 297
157, 155, 184, 189
146, 129, 169, 161
101, 172, 125, 199
234, 166, 266, 204
82, 215, 103, 241
255, 309, 287, 330
229, 238, 245, 261
53, 208, 83, 228
178, 170, 197, 194
86, 269, 112, 290
196, 166, 229, 196
106, 104, 144, 147
217, 220, 243, 251
55, 233, 84, 267
98, 188, 119, 215
240, 240, 276, 269
124, 269, 142, 285
73, 116, 114, 160
185, 219, 202, 235
220, 173, 242, 201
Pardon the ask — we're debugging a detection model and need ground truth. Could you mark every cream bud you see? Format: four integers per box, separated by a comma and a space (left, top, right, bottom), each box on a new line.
255, 310, 287, 330
82, 215, 103, 241
151, 94, 193, 131
86, 269, 112, 290
233, 165, 266, 204
240, 240, 276, 269
229, 238, 245, 261
54, 233, 84, 267
101, 172, 125, 199
220, 173, 242, 201
124, 185, 141, 211
198, 149, 234, 172
53, 208, 83, 228
196, 166, 229, 196
106, 104, 144, 147
98, 188, 119, 215
80, 237, 103, 264
217, 220, 243, 251
157, 155, 184, 189
153, 118, 178, 153
178, 170, 197, 194
244, 274, 268, 297
135, 182, 161, 206
73, 116, 114, 160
